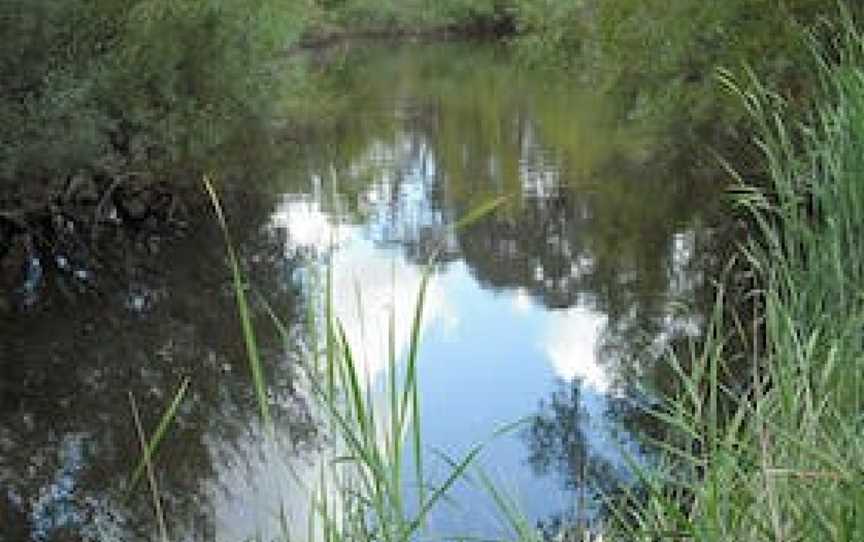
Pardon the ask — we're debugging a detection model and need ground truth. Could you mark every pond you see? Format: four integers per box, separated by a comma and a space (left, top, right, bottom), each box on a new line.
0, 41, 723, 540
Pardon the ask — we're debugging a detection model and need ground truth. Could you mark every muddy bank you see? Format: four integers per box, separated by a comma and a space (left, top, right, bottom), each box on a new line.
0, 94, 302, 312
295, 11, 518, 52
0, 158, 194, 312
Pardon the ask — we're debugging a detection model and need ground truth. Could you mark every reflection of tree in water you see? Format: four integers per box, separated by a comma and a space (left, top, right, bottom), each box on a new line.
307, 42, 716, 382
0, 191, 315, 541
290, 43, 732, 538
301, 40, 716, 336
523, 379, 634, 534
456, 158, 714, 373
457, 191, 593, 309
524, 380, 590, 491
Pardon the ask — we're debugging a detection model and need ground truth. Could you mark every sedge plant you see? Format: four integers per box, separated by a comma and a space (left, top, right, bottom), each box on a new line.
607, 14, 864, 542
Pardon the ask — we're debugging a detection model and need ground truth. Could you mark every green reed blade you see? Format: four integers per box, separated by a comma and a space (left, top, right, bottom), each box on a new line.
128, 377, 190, 493
203, 175, 271, 427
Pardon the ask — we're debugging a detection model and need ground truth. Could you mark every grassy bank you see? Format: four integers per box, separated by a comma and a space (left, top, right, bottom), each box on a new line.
603, 18, 864, 541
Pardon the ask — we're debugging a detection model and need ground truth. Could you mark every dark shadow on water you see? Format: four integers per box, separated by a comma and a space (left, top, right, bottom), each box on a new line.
0, 189, 315, 541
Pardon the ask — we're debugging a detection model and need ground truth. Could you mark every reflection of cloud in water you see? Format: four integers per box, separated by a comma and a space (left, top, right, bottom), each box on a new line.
271, 194, 350, 248
271, 194, 450, 386
512, 288, 533, 313
329, 241, 448, 385
210, 422, 343, 542
236, 191, 453, 541
545, 308, 609, 392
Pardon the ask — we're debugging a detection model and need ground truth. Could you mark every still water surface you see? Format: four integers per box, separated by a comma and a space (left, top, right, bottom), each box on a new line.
1, 41, 720, 540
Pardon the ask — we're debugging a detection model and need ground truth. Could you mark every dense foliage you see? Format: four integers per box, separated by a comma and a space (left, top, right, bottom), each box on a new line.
5, 0, 848, 196
0, 0, 303, 196
512, 1, 860, 141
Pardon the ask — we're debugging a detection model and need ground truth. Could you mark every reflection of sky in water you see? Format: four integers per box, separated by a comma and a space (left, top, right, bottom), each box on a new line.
258, 162, 670, 538
0, 44, 716, 542
210, 431, 320, 542
30, 435, 85, 539
271, 195, 451, 383
230, 44, 709, 538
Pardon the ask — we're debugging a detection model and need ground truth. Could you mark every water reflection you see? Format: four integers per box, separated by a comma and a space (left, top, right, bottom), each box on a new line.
281, 41, 720, 534
0, 191, 314, 541
1, 40, 722, 540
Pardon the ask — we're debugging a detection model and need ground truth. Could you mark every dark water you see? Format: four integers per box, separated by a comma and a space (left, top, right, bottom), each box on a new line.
1, 41, 722, 540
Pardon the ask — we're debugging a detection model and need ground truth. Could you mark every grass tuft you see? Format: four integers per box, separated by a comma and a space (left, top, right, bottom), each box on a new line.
611, 13, 864, 541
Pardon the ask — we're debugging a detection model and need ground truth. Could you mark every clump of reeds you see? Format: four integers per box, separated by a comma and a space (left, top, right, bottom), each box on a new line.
608, 12, 864, 541
202, 178, 513, 542
298, 262, 485, 542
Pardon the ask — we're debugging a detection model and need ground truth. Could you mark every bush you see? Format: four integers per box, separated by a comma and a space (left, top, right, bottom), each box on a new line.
0, 0, 305, 193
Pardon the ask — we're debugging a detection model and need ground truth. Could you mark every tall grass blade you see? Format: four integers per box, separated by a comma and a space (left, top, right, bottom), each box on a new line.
451, 195, 508, 231
129, 390, 171, 542
203, 175, 271, 427
128, 377, 190, 493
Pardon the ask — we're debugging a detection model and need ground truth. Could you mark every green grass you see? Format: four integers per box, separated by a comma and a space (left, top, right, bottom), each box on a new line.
606, 15, 864, 541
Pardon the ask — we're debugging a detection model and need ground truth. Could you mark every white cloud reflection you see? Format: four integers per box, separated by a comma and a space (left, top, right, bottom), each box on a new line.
329, 242, 448, 385
545, 308, 609, 392
271, 194, 449, 385
214, 195, 453, 542
270, 194, 351, 248
511, 288, 533, 313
